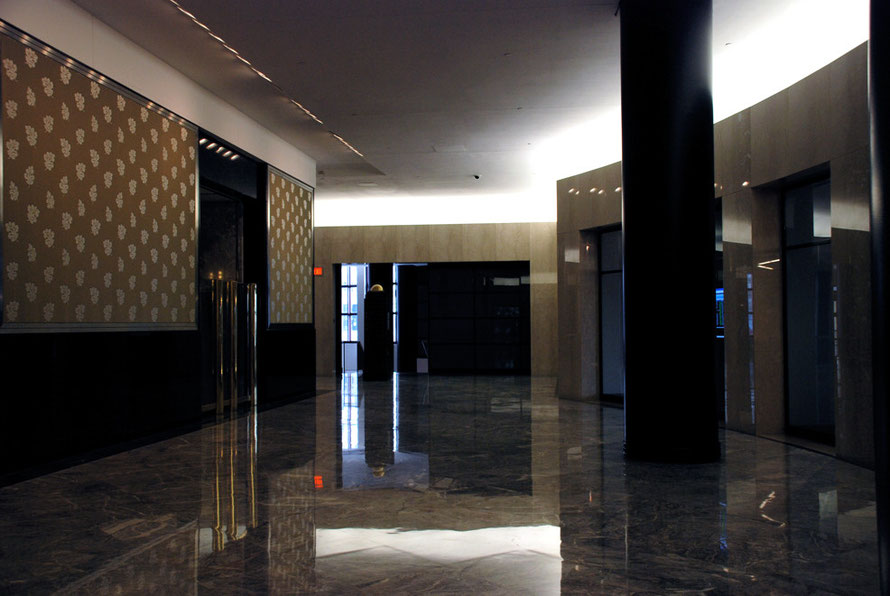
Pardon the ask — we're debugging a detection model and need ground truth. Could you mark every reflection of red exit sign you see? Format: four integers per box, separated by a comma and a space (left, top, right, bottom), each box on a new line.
313, 266, 324, 276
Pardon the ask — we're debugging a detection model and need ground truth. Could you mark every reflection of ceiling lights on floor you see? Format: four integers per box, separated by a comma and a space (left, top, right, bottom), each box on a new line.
199, 137, 240, 161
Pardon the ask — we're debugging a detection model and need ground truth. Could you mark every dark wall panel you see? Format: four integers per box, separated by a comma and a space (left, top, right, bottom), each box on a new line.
426, 261, 530, 374
0, 330, 202, 479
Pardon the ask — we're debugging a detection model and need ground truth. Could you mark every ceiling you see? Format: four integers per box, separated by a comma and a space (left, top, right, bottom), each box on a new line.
68, 0, 838, 204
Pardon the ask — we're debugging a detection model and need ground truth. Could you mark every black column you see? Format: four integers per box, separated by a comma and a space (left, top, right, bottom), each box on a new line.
620, 0, 719, 462
870, 1, 890, 592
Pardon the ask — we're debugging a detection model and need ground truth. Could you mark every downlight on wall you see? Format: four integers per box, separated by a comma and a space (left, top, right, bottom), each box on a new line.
199, 137, 240, 160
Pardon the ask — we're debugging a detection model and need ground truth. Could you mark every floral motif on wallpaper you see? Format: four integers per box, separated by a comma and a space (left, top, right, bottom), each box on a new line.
1, 35, 198, 325
269, 169, 313, 324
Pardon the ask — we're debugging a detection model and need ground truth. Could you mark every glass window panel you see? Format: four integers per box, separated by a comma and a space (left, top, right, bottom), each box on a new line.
785, 180, 831, 246
393, 283, 398, 312
341, 288, 349, 313
341, 315, 349, 341
812, 180, 831, 239
350, 287, 358, 313
600, 230, 622, 272
341, 265, 349, 286
601, 271, 624, 395
350, 315, 359, 342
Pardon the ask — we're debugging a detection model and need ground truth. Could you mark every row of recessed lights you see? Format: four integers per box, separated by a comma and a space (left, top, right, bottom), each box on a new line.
567, 186, 622, 196
567, 180, 752, 196
199, 137, 240, 160
166, 0, 365, 159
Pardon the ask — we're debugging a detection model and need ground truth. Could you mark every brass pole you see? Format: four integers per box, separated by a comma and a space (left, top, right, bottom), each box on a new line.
247, 283, 258, 408
228, 281, 238, 416
213, 278, 225, 420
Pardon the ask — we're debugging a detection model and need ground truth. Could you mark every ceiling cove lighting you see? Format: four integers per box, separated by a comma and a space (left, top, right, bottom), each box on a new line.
316, 192, 554, 227
528, 2, 867, 190
165, 0, 364, 159
712, 0, 868, 121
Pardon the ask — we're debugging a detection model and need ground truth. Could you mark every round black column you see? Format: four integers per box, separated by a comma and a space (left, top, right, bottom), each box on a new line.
620, 0, 719, 462
870, 1, 890, 592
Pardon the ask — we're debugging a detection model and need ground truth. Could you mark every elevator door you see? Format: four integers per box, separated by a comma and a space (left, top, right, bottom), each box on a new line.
599, 229, 624, 402
784, 179, 834, 443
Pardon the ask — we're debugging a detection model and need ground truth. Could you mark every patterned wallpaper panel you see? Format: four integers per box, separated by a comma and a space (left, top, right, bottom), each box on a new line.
268, 168, 313, 324
1, 34, 198, 326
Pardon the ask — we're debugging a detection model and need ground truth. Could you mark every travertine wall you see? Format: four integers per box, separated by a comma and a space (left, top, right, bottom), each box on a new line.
313, 222, 557, 377
718, 43, 872, 467
556, 43, 873, 468
555, 163, 622, 402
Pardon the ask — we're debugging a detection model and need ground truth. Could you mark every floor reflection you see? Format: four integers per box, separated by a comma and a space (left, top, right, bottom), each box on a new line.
0, 375, 878, 594
339, 373, 430, 491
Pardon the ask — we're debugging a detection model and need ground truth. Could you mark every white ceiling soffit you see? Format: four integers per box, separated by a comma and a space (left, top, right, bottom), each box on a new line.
69, 0, 383, 180
69, 0, 868, 214
70, 0, 622, 201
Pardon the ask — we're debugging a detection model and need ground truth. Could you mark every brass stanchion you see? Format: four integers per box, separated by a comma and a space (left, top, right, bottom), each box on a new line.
228, 281, 238, 416
247, 283, 258, 408
212, 276, 225, 420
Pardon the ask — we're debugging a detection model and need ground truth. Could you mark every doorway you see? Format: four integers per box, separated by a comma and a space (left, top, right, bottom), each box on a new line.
783, 177, 834, 443
598, 228, 624, 403
197, 133, 262, 414
336, 261, 531, 375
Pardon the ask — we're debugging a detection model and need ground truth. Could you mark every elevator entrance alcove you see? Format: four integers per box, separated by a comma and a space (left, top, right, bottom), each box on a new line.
197, 134, 262, 415
783, 177, 835, 444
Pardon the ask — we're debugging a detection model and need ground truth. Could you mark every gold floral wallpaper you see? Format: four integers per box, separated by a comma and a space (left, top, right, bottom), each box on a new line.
1, 34, 198, 326
268, 168, 313, 324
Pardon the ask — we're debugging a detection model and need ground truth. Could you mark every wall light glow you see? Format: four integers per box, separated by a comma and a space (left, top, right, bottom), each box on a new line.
528, 107, 623, 185
318, 1, 869, 228
712, 0, 869, 121
316, 191, 555, 227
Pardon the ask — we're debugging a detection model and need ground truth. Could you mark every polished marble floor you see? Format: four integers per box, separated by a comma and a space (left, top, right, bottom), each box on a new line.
0, 375, 879, 594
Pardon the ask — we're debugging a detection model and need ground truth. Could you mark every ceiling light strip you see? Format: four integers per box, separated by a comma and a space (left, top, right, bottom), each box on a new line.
165, 0, 333, 132
330, 133, 365, 158
0, 20, 194, 129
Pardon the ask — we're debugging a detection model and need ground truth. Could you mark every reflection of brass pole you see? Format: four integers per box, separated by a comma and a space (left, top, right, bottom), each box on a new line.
213, 424, 224, 551
228, 417, 238, 542
247, 408, 258, 529
213, 278, 224, 419
229, 281, 238, 416
247, 283, 258, 408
